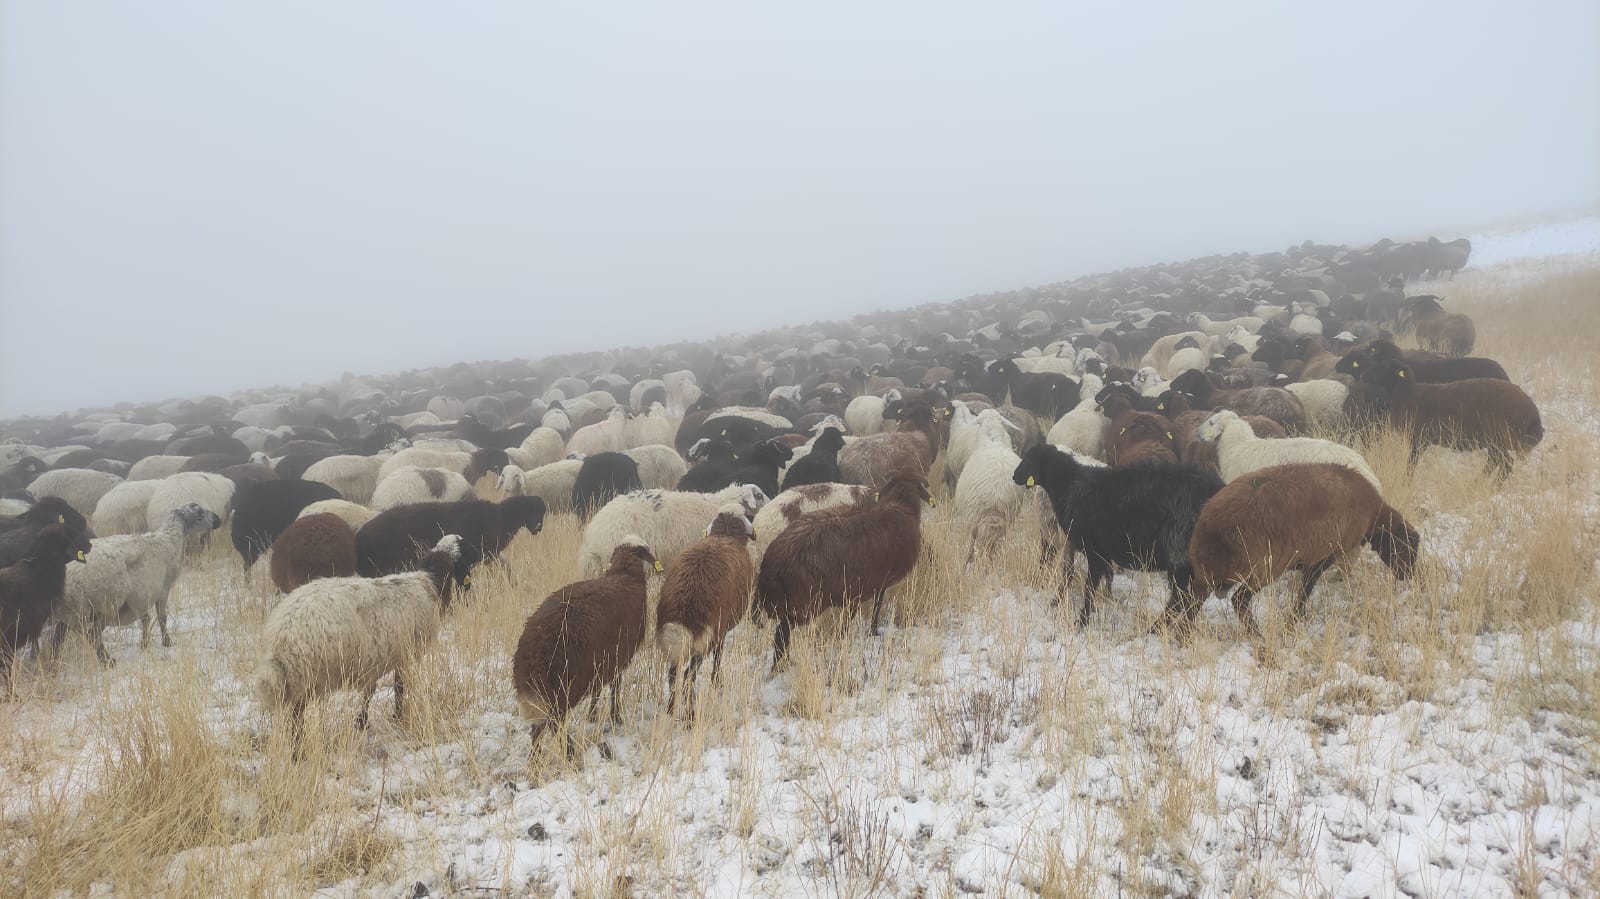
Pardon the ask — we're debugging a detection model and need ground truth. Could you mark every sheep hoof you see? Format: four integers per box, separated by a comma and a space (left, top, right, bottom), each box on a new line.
598, 740, 615, 761
161, 637, 174, 648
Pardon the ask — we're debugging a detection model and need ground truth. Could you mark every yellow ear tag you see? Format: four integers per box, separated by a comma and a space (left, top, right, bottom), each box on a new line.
1156, 404, 1165, 412
58, 515, 65, 524
463, 575, 471, 586
1166, 431, 1174, 440
1119, 427, 1127, 435
653, 560, 664, 572
1397, 370, 1406, 379
927, 497, 937, 507
76, 550, 86, 561
1026, 476, 1036, 486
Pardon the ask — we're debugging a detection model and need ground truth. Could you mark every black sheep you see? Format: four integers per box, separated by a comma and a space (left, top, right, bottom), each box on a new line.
571, 452, 642, 520
1, 523, 91, 688
990, 356, 1081, 420
355, 495, 546, 576
230, 479, 344, 568
1013, 445, 1223, 627
780, 428, 846, 492
0, 497, 94, 568
0, 457, 48, 492
679, 437, 793, 499
165, 434, 252, 457
1335, 339, 1508, 383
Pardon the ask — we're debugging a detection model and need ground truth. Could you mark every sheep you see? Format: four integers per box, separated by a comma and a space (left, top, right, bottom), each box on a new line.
779, 426, 845, 491
301, 454, 389, 505
230, 479, 343, 569
678, 436, 793, 499
26, 469, 124, 519
1187, 463, 1419, 633
0, 457, 49, 492
255, 534, 469, 745
1, 524, 91, 690
656, 505, 756, 718
269, 513, 358, 593
513, 536, 661, 749
1013, 445, 1223, 626
1170, 369, 1309, 434
577, 482, 768, 577
630, 378, 666, 411
146, 472, 235, 534
572, 452, 643, 521
567, 406, 629, 457
622, 444, 688, 490
0, 497, 94, 568
296, 498, 378, 530
704, 407, 792, 431
1045, 373, 1106, 461
511, 426, 567, 471
989, 356, 1080, 419
1141, 330, 1211, 376
755, 469, 932, 668
1335, 339, 1508, 384
1197, 409, 1381, 491
377, 447, 473, 485
355, 495, 546, 576
1400, 295, 1475, 357
91, 479, 160, 536
370, 466, 475, 512
953, 410, 1026, 563
518, 458, 585, 514
623, 403, 674, 449
838, 400, 942, 489
1358, 358, 1543, 477
751, 482, 876, 562
845, 389, 901, 437
1186, 313, 1264, 338
1283, 379, 1350, 431
1131, 366, 1170, 398
51, 502, 221, 663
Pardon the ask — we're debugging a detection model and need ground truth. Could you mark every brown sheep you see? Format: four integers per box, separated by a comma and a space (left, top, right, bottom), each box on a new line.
838, 400, 942, 488
655, 504, 756, 718
1099, 392, 1178, 467
1361, 359, 1543, 477
754, 469, 932, 669
1188, 463, 1419, 634
1170, 370, 1309, 434
512, 536, 660, 751
1401, 295, 1475, 357
269, 513, 357, 593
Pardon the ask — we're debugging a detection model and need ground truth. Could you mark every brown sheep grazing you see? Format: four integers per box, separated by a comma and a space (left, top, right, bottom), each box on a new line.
656, 504, 756, 719
269, 513, 357, 593
1101, 392, 1178, 467
1188, 462, 1419, 634
838, 400, 942, 488
1361, 358, 1542, 477
1401, 295, 1476, 357
754, 469, 932, 669
512, 536, 660, 751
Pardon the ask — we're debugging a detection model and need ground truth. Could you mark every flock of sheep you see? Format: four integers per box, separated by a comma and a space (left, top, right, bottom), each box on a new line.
0, 230, 1546, 758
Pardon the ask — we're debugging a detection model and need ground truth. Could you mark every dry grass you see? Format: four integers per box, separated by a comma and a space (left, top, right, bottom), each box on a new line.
1, 262, 1597, 896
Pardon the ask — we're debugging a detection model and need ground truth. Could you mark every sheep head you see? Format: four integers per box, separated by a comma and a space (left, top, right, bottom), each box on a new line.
612, 535, 662, 575
1195, 411, 1241, 443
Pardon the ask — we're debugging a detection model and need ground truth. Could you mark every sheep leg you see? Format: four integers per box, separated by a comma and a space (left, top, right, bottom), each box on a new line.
1486, 447, 1514, 481
289, 699, 307, 757
138, 614, 151, 650
156, 595, 172, 647
1293, 560, 1334, 621
666, 664, 680, 715
607, 676, 623, 726
1230, 586, 1261, 636
683, 656, 704, 721
47, 622, 68, 667
1080, 560, 1111, 627
1161, 571, 1201, 632
355, 682, 378, 730
392, 670, 406, 720
870, 588, 888, 636
92, 624, 114, 667
770, 619, 793, 672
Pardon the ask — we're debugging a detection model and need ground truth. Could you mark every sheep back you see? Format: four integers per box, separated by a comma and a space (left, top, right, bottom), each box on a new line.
270, 513, 358, 593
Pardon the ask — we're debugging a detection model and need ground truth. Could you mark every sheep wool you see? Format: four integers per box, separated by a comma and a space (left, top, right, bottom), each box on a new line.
370, 466, 475, 512
577, 483, 768, 577
953, 410, 1026, 563
656, 505, 756, 717
92, 479, 161, 536
27, 469, 124, 519
146, 472, 235, 532
1197, 410, 1380, 492
296, 498, 378, 530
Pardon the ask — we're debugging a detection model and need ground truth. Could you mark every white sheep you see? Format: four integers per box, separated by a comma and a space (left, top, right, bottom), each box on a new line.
844, 389, 900, 437
750, 482, 875, 562
377, 447, 471, 484
540, 406, 572, 434
1197, 410, 1380, 491
92, 480, 160, 535
1132, 367, 1169, 397
515, 458, 584, 513
127, 455, 190, 482
370, 466, 474, 511
954, 409, 1026, 563
705, 407, 792, 430
1141, 330, 1211, 374
1045, 373, 1105, 461
1225, 325, 1261, 354
1284, 379, 1350, 431
566, 406, 628, 456
663, 370, 702, 414
1185, 312, 1264, 337
630, 378, 666, 410
941, 401, 985, 489
255, 534, 465, 742
302, 454, 388, 505
1165, 347, 1208, 380
94, 422, 145, 444
507, 426, 565, 470
624, 403, 675, 449
625, 444, 688, 489
132, 423, 176, 442
496, 464, 526, 496
576, 483, 768, 577
52, 502, 221, 664
233, 425, 290, 453
394, 410, 442, 430
146, 472, 235, 530
27, 469, 124, 518
296, 498, 378, 530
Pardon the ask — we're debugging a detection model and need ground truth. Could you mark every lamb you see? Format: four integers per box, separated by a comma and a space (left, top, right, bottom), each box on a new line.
779, 426, 845, 491
1188, 463, 1419, 633
1196, 410, 1381, 491
1, 524, 91, 690
1013, 445, 1223, 626
572, 452, 644, 520
91, 480, 160, 536
513, 537, 660, 749
146, 472, 235, 534
656, 505, 757, 718
755, 469, 932, 668
838, 400, 942, 488
51, 502, 221, 664
230, 479, 343, 569
356, 495, 546, 576
1044, 373, 1106, 461
750, 482, 875, 562
1359, 359, 1543, 477
953, 410, 1026, 563
517, 458, 585, 514
296, 498, 377, 529
577, 482, 768, 577
26, 469, 124, 519
269, 513, 357, 593
370, 466, 475, 512
1335, 339, 1508, 383
255, 534, 469, 746
1400, 295, 1475, 357
624, 444, 689, 490
0, 497, 95, 567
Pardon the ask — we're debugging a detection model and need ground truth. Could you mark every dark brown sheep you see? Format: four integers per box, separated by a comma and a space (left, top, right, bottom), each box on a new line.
513, 537, 660, 750
1170, 370, 1309, 434
655, 505, 756, 719
1100, 392, 1178, 467
1189, 463, 1419, 634
1, 524, 91, 689
1401, 296, 1475, 357
1335, 338, 1508, 383
355, 495, 547, 576
754, 469, 931, 668
269, 513, 357, 593
838, 400, 942, 488
1361, 359, 1543, 477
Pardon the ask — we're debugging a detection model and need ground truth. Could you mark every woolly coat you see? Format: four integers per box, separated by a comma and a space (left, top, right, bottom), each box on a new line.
577, 483, 767, 577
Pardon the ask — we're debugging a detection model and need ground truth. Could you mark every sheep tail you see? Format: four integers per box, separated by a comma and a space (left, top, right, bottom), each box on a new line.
656, 622, 695, 666
1367, 504, 1420, 580
254, 657, 289, 710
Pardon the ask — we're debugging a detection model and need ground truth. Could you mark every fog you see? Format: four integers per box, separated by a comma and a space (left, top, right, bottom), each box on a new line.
2, 1, 1596, 418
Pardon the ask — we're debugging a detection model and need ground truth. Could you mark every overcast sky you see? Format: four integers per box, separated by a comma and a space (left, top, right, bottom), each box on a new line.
2, 1, 1596, 418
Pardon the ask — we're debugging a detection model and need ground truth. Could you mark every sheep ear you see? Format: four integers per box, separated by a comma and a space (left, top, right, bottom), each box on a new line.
57, 515, 64, 524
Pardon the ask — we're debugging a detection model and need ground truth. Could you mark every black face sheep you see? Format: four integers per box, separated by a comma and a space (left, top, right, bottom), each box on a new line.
230, 478, 343, 569
0, 496, 94, 568
1360, 359, 1543, 477
681, 436, 793, 499
256, 534, 469, 748
355, 494, 547, 577
1335, 338, 1508, 383
989, 356, 1081, 420
1187, 463, 1419, 633
513, 537, 661, 751
755, 469, 932, 669
269, 513, 358, 594
656, 505, 757, 719
780, 427, 846, 492
1399, 295, 1475, 357
0, 524, 91, 690
572, 452, 643, 521
1013, 445, 1223, 627
0, 456, 48, 492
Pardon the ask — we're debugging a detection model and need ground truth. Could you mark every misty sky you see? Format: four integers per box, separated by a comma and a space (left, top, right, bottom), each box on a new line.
2, 2, 1596, 418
